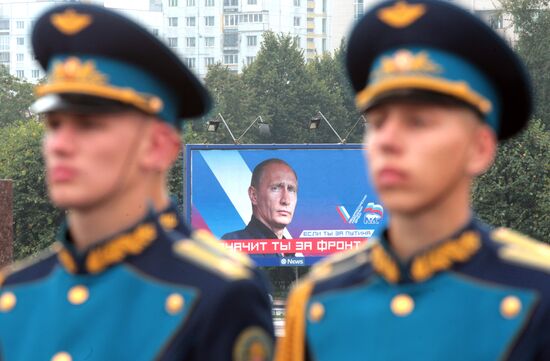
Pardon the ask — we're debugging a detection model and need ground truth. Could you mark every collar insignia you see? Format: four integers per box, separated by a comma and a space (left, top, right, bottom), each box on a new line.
51, 9, 92, 35
377, 1, 426, 28
376, 50, 441, 77
410, 231, 481, 282
56, 223, 157, 274
372, 231, 481, 283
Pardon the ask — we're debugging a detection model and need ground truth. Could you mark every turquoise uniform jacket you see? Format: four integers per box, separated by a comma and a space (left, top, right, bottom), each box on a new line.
277, 219, 550, 361
0, 205, 274, 361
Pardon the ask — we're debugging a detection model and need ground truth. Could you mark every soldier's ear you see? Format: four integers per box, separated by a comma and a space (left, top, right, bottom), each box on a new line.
466, 122, 497, 177
249, 186, 258, 206
141, 119, 181, 172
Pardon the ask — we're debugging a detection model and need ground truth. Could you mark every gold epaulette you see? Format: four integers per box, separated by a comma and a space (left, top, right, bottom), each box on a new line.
308, 240, 374, 282
492, 228, 550, 274
173, 233, 252, 281
0, 243, 61, 287
274, 278, 315, 361
192, 229, 255, 268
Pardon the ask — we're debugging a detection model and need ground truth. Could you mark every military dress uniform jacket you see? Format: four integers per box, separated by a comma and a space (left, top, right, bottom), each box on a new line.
0, 207, 274, 361
276, 219, 550, 361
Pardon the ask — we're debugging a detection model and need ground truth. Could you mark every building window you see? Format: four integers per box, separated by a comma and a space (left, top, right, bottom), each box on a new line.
205, 57, 215, 66
248, 0, 257, 3
152, 28, 159, 36
168, 37, 178, 47
323, 0, 327, 12
205, 37, 215, 47
254, 14, 262, 22
184, 57, 196, 68
168, 17, 178, 26
223, 32, 238, 47
0, 52, 9, 62
224, 14, 238, 26
186, 37, 196, 47
0, 35, 9, 51
16, 21, 24, 29
322, 38, 326, 52
294, 0, 300, 6
322, 18, 326, 33
205, 16, 215, 26
16, 53, 23, 62
168, 0, 178, 6
246, 56, 255, 65
0, 20, 9, 30
16, 70, 24, 78
187, 0, 196, 6
224, 0, 238, 5
205, 0, 215, 5
489, 14, 504, 29
294, 16, 300, 26
247, 35, 257, 46
186, 17, 196, 26
223, 54, 238, 64
354, 0, 364, 20
32, 69, 39, 78
17, 37, 24, 46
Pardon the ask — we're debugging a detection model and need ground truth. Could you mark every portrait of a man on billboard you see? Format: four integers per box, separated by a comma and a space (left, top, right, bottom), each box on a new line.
222, 158, 298, 241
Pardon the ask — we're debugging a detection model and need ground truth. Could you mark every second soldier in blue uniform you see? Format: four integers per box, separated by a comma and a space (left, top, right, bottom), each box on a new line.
276, 1, 550, 360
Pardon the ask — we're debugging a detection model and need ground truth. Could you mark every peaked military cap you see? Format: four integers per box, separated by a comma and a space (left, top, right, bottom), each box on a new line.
346, 0, 532, 140
31, 4, 211, 126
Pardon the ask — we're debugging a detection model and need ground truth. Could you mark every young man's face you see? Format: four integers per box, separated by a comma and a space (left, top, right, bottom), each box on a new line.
250, 162, 298, 234
42, 110, 150, 210
364, 101, 487, 216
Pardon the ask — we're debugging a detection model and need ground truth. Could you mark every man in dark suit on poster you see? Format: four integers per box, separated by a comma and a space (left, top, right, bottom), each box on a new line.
222, 158, 298, 242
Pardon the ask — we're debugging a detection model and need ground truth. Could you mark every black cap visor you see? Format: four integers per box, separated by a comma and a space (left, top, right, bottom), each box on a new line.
31, 93, 139, 115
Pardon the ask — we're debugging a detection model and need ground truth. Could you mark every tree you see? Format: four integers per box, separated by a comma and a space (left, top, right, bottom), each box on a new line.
242, 32, 350, 144
473, 119, 549, 242
306, 43, 364, 144
0, 119, 63, 259
0, 66, 35, 128
502, 0, 550, 128
470, 0, 550, 243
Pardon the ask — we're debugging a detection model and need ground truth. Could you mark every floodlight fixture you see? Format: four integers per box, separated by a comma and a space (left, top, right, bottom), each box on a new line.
308, 111, 344, 143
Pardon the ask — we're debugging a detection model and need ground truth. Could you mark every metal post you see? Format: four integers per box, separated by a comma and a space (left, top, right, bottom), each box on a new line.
0, 179, 14, 267
236, 116, 261, 144
317, 111, 344, 143
217, 113, 238, 144
341, 114, 367, 144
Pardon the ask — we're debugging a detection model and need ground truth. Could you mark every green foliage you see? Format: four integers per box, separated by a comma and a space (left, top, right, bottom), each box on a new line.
473, 119, 549, 242
0, 66, 35, 128
502, 0, 550, 128
0, 120, 62, 259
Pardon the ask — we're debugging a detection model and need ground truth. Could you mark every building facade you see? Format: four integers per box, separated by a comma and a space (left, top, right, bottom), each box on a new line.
0, 0, 515, 82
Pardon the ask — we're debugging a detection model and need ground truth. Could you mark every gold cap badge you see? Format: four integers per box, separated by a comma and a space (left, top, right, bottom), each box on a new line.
51, 9, 92, 35
378, 1, 426, 28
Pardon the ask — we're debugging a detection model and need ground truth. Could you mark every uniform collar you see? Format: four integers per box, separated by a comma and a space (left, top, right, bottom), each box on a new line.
370, 218, 482, 283
56, 209, 160, 274
158, 200, 192, 236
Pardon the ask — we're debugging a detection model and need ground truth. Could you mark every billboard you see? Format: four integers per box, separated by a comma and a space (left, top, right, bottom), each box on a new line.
185, 144, 387, 267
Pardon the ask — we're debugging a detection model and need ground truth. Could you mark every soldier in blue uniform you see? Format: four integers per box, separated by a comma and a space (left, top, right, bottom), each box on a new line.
0, 4, 274, 361
276, 1, 549, 360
